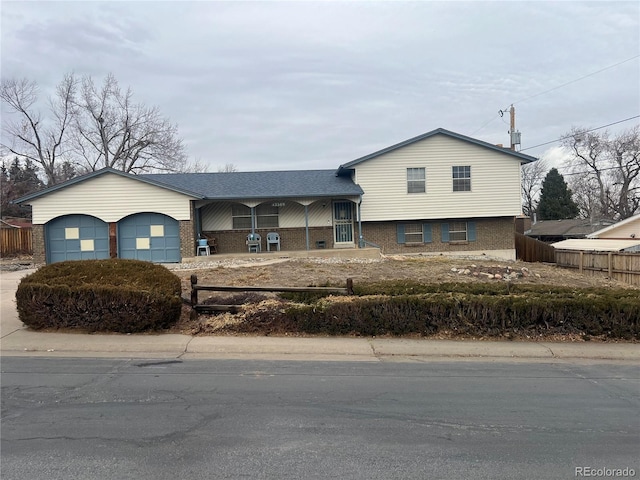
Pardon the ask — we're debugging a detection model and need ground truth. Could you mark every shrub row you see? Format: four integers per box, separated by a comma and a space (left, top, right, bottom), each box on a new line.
16, 259, 182, 333
261, 289, 640, 339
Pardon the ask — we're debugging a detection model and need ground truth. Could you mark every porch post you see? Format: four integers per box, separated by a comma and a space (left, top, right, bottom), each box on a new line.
251, 206, 256, 235
357, 197, 363, 248
305, 205, 310, 250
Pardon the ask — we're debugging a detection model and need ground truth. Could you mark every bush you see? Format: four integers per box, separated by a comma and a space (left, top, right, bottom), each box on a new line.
16, 259, 182, 332
237, 283, 640, 339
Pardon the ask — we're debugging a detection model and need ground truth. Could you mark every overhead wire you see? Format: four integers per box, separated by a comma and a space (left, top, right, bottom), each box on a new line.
520, 115, 640, 152
471, 54, 640, 136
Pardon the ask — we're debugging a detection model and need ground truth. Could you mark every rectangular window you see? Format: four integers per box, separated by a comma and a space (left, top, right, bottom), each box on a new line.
397, 223, 432, 244
404, 223, 423, 243
449, 221, 468, 241
452, 166, 471, 191
256, 204, 279, 228
232, 204, 252, 229
407, 168, 426, 193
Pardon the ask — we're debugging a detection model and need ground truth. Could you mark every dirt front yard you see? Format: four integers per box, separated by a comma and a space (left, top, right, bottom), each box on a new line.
168, 255, 639, 339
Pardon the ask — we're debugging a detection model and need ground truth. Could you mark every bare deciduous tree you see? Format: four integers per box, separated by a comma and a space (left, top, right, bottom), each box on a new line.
217, 163, 238, 173
562, 126, 640, 220
1, 75, 77, 185
521, 158, 548, 217
1, 73, 188, 185
73, 74, 187, 174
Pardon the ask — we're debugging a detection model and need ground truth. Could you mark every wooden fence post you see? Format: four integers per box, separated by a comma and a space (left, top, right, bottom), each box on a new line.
190, 275, 198, 306
346, 278, 354, 295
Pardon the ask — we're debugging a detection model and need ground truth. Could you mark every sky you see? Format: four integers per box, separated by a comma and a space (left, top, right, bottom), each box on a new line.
1, 1, 639, 174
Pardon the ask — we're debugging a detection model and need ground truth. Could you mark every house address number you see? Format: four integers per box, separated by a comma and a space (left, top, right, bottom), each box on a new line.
272, 202, 285, 207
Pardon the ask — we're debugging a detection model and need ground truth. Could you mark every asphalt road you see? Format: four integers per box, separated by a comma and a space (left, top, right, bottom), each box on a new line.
1, 358, 638, 480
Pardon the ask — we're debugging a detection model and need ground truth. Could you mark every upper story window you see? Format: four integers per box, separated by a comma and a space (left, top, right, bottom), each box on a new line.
452, 166, 471, 191
407, 168, 426, 193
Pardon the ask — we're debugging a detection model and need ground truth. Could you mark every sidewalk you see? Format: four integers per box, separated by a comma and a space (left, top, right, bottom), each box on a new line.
2, 269, 639, 362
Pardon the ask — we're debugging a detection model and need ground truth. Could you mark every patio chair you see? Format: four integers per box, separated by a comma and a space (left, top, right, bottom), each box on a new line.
246, 233, 261, 253
266, 232, 280, 252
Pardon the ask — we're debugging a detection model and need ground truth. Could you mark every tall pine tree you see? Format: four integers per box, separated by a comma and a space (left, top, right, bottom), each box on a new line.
537, 168, 579, 220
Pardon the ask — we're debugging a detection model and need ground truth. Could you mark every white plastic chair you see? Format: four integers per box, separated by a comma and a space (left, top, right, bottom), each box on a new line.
266, 232, 280, 252
247, 233, 261, 253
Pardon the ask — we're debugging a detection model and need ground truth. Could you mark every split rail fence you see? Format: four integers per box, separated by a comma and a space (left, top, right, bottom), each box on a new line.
190, 274, 354, 316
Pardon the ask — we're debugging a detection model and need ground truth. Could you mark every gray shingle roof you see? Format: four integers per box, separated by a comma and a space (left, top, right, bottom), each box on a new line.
142, 170, 363, 199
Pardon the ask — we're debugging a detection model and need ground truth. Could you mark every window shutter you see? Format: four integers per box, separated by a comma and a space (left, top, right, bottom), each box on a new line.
468, 221, 476, 242
422, 223, 432, 243
441, 223, 449, 242
397, 224, 406, 244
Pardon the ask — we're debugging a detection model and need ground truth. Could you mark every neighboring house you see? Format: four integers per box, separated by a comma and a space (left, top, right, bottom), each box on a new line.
551, 214, 640, 253
15, 128, 536, 264
587, 213, 640, 240
525, 219, 615, 243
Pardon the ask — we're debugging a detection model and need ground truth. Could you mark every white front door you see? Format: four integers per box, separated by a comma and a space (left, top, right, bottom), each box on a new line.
333, 201, 354, 246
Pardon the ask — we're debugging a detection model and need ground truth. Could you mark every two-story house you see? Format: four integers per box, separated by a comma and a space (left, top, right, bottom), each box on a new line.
16, 128, 536, 264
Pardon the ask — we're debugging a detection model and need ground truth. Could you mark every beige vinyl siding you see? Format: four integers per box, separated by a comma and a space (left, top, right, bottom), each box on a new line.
354, 135, 523, 221
31, 173, 195, 224
201, 199, 336, 230
595, 220, 639, 238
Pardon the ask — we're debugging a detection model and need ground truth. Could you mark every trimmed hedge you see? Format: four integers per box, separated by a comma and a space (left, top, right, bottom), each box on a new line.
246, 282, 640, 339
279, 291, 639, 339
16, 259, 182, 332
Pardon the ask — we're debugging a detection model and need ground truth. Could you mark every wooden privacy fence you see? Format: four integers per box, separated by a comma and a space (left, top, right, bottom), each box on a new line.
555, 250, 640, 286
1, 228, 32, 256
190, 274, 354, 316
515, 232, 555, 263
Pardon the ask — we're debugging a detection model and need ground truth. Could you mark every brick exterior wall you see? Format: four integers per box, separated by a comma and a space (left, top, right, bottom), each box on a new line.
180, 219, 195, 259
361, 217, 515, 254
32, 224, 45, 264
202, 227, 335, 254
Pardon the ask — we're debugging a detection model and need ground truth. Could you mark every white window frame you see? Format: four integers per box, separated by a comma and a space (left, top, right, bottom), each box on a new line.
407, 168, 426, 194
452, 166, 471, 192
449, 221, 468, 241
404, 223, 424, 243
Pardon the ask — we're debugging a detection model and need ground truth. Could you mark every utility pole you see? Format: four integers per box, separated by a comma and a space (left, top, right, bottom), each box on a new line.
509, 104, 521, 151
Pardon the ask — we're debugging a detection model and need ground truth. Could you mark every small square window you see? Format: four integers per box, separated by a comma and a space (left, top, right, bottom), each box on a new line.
404, 223, 423, 243
449, 221, 468, 241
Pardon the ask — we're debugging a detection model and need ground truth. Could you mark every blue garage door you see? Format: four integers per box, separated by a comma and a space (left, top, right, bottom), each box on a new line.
46, 215, 110, 264
118, 213, 181, 263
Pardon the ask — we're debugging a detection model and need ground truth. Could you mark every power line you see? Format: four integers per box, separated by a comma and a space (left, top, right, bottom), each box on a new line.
512, 54, 639, 106
471, 54, 640, 136
520, 115, 640, 152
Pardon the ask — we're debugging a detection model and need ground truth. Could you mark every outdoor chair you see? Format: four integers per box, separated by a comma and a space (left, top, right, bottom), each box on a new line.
246, 233, 261, 253
266, 232, 280, 252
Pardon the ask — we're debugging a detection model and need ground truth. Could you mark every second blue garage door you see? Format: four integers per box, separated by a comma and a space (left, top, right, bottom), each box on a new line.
117, 213, 181, 263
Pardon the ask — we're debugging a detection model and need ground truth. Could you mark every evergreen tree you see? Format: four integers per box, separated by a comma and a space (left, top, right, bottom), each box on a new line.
1, 157, 44, 218
537, 168, 579, 220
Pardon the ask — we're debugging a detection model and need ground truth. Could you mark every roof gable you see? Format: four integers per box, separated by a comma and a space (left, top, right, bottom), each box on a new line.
14, 168, 203, 204
587, 214, 640, 238
336, 127, 537, 174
